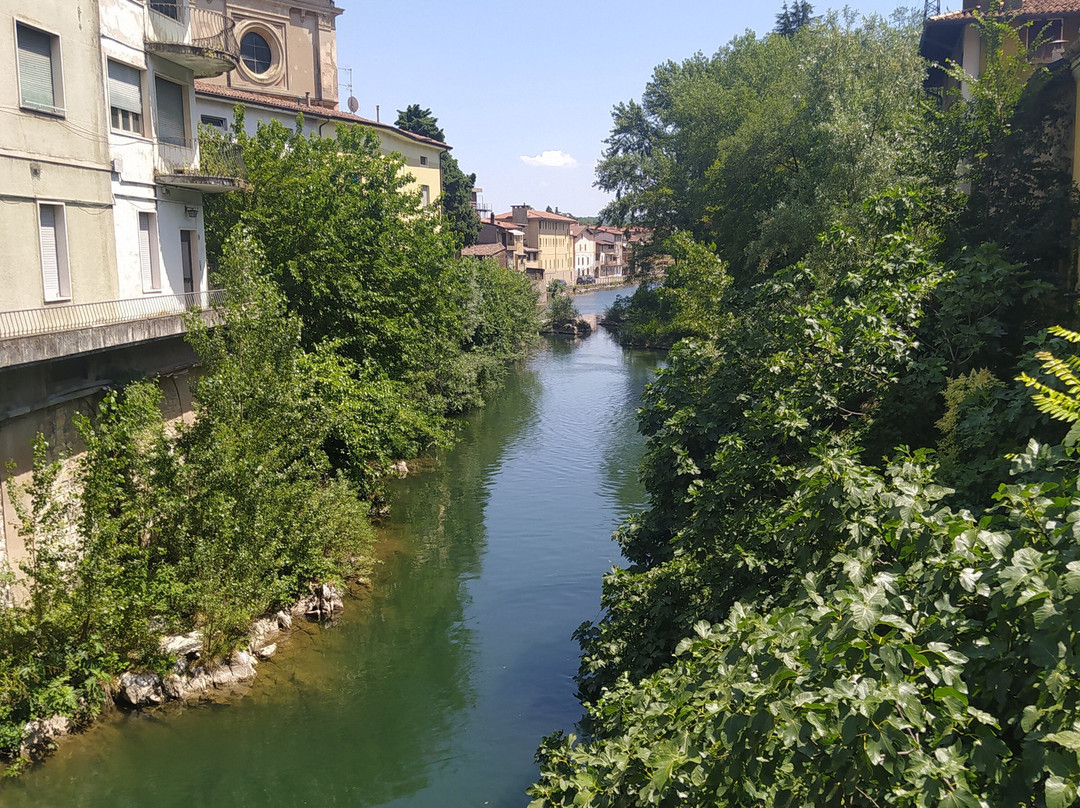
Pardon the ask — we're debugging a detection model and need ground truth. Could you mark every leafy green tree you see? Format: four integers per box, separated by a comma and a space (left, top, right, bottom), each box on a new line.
596, 12, 926, 283
545, 280, 580, 332
440, 151, 481, 248
604, 233, 732, 347
394, 103, 446, 142
532, 7, 1080, 805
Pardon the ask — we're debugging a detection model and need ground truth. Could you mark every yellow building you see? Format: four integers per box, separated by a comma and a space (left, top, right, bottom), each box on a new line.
193, 0, 445, 202
495, 205, 576, 285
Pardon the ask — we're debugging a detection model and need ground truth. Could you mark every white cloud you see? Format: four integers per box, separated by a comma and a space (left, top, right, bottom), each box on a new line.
520, 150, 578, 168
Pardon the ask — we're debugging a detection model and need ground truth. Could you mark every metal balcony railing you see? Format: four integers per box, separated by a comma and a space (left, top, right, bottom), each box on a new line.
156, 136, 247, 180
146, 2, 239, 77
0, 290, 225, 340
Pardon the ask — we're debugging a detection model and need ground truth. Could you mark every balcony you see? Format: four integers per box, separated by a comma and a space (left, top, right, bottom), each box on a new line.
146, 2, 240, 78
155, 136, 249, 192
0, 290, 224, 369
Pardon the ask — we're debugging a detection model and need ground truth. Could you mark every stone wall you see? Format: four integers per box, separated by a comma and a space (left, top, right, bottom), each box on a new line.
0, 333, 199, 576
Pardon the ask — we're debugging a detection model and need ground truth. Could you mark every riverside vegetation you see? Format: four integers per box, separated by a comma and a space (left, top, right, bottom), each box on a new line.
529, 4, 1080, 807
0, 114, 539, 772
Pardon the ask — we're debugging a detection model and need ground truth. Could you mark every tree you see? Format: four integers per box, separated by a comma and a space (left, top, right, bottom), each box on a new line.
202, 113, 537, 489
440, 151, 481, 248
595, 12, 925, 284
394, 103, 445, 142
774, 0, 814, 36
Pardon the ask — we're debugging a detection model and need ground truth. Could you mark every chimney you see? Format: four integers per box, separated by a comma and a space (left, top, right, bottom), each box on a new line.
489, 213, 495, 224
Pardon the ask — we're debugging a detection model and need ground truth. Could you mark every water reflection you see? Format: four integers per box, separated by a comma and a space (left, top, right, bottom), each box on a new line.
3, 292, 661, 808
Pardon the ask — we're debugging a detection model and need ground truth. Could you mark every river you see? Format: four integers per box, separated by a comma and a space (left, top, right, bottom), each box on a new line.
2, 286, 661, 808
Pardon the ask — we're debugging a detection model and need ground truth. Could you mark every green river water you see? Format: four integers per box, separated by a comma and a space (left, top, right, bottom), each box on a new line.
2, 287, 663, 808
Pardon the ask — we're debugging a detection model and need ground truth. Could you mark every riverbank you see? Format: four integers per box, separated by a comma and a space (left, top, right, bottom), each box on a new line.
2, 289, 663, 807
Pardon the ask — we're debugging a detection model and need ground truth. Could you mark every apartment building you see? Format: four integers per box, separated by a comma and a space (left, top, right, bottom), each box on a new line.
572, 224, 626, 282
1, 0, 244, 570
495, 205, 576, 285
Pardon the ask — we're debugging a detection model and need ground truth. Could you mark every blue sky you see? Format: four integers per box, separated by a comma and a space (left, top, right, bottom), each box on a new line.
335, 1, 958, 218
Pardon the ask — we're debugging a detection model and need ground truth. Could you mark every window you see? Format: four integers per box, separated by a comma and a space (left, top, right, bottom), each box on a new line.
240, 31, 272, 74
149, 1, 182, 22
200, 114, 226, 131
180, 230, 197, 293
421, 185, 430, 206
17, 22, 63, 115
138, 212, 161, 292
155, 76, 186, 146
1028, 19, 1066, 61
419, 155, 427, 166
38, 204, 70, 301
108, 60, 143, 134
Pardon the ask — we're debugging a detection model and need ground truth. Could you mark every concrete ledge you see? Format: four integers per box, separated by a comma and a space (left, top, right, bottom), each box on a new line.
0, 310, 220, 370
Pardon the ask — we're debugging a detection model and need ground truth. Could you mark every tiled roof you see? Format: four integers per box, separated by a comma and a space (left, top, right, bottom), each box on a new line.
495, 209, 577, 222
462, 243, 507, 257
929, 1, 1080, 22
193, 81, 451, 149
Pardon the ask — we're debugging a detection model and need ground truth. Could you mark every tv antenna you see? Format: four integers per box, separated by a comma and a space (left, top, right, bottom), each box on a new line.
338, 67, 359, 113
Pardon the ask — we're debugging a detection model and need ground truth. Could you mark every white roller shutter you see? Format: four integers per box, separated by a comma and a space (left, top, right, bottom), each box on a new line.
39, 205, 61, 300
108, 60, 142, 114
155, 77, 185, 145
17, 25, 55, 112
139, 212, 158, 291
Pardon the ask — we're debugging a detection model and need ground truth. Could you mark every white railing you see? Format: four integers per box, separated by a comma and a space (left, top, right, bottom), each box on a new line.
0, 290, 224, 340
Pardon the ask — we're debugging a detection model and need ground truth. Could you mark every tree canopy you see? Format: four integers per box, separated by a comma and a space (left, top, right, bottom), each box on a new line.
394, 103, 446, 143
775, 1, 814, 36
531, 6, 1080, 806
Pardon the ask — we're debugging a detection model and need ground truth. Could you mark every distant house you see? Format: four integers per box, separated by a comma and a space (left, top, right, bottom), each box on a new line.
572, 225, 597, 278
461, 241, 511, 269
192, 0, 446, 203
478, 216, 529, 272
572, 225, 626, 283
494, 206, 577, 285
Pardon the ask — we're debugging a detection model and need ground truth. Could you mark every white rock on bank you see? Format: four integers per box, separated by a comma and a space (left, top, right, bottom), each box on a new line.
247, 617, 279, 654
255, 642, 277, 659
160, 630, 202, 675
118, 671, 164, 707
19, 715, 72, 758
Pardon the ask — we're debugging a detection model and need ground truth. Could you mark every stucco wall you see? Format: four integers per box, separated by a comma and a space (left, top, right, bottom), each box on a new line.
2, 1, 117, 312
196, 0, 341, 105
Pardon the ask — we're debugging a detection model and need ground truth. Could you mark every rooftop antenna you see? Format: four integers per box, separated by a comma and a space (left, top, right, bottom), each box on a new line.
923, 0, 940, 19
338, 67, 359, 113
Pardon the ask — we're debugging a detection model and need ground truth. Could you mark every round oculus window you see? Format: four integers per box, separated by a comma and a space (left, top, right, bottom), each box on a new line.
240, 31, 272, 74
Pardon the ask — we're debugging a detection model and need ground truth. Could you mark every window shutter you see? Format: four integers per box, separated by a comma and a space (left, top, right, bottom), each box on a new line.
18, 25, 55, 111
138, 212, 156, 291
39, 205, 61, 300
108, 60, 142, 114
155, 77, 185, 145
